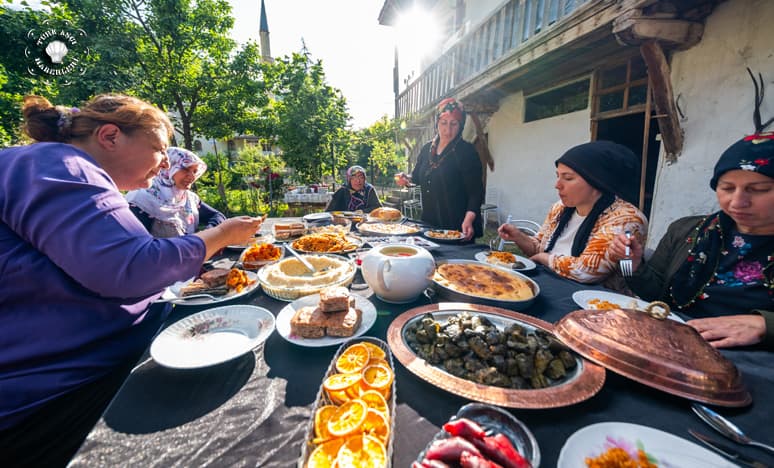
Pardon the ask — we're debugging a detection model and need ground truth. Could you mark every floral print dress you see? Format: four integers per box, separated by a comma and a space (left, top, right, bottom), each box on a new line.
688, 231, 774, 318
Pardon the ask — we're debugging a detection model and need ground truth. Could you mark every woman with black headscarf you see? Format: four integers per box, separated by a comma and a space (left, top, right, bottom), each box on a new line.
611, 125, 774, 349
498, 141, 648, 290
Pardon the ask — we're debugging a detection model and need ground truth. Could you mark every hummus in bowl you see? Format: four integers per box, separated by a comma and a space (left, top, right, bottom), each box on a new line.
257, 254, 356, 301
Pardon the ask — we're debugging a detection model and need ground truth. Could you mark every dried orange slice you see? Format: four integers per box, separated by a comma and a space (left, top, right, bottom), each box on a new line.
314, 405, 338, 442
362, 364, 394, 392
367, 358, 391, 369
361, 409, 390, 444
345, 382, 362, 400
359, 342, 386, 360
326, 389, 350, 406
307, 437, 345, 468
359, 390, 389, 417
323, 373, 362, 392
327, 400, 368, 438
335, 434, 387, 468
335, 343, 371, 374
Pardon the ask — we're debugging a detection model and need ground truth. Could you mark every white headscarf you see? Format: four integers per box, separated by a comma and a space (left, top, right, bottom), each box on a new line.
126, 147, 207, 236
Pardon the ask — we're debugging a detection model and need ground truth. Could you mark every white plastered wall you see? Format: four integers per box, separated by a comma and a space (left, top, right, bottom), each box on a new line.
484, 0, 774, 248
648, 0, 774, 244
486, 90, 592, 225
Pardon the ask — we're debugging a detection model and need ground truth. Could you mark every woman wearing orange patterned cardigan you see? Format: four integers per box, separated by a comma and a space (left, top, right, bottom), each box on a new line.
498, 141, 647, 290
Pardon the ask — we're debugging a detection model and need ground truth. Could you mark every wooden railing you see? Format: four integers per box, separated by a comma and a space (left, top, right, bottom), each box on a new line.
396, 0, 591, 120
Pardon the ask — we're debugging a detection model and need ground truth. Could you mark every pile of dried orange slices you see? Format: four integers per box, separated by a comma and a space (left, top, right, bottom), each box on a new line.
305, 341, 395, 468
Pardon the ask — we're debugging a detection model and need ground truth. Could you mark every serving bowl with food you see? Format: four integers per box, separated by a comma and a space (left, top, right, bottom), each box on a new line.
240, 242, 284, 270
257, 254, 356, 301
432, 259, 539, 310
387, 303, 605, 409
298, 337, 396, 468
423, 229, 465, 243
291, 231, 362, 254
474, 250, 537, 272
356, 221, 421, 236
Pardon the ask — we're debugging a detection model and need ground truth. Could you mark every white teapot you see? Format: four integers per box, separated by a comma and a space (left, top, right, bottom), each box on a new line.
361, 244, 435, 304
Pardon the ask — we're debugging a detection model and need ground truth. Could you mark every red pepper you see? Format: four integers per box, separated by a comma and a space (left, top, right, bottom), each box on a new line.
443, 417, 487, 440
425, 436, 481, 462
460, 450, 504, 468
470, 434, 531, 468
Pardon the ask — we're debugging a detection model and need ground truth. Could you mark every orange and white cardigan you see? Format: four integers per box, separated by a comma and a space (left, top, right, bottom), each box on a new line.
533, 197, 648, 288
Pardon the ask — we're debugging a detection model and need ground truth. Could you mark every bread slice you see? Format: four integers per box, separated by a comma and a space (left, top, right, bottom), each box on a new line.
319, 286, 351, 313
289, 306, 326, 338
324, 307, 362, 337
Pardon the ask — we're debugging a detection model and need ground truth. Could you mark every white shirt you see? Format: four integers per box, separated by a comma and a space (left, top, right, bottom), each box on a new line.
548, 211, 586, 256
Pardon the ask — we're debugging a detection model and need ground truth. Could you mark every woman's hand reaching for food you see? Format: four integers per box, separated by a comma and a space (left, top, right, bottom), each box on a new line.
461, 211, 475, 241
609, 232, 644, 271
688, 315, 766, 348
196, 216, 264, 260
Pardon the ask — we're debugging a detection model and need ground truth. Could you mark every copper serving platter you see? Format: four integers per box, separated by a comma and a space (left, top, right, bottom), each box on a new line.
387, 302, 606, 409
554, 307, 751, 407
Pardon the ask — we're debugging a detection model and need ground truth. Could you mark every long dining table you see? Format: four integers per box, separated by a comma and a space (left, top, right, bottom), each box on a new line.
69, 224, 774, 467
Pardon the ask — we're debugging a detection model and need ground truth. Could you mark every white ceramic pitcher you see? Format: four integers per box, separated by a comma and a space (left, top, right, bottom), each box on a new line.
360, 244, 435, 304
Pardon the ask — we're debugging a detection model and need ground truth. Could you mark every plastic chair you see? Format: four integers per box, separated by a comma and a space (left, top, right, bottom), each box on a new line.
403, 185, 422, 219
498, 214, 541, 250
480, 187, 500, 227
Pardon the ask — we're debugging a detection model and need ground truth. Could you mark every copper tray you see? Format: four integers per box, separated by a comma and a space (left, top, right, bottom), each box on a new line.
554, 307, 751, 407
387, 302, 606, 409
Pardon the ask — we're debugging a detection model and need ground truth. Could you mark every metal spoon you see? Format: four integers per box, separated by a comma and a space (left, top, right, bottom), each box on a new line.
284, 243, 316, 273
156, 293, 221, 303
692, 404, 774, 455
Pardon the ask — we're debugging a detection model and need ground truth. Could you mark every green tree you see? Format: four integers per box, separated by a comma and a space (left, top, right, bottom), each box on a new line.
263, 50, 349, 183
352, 116, 406, 186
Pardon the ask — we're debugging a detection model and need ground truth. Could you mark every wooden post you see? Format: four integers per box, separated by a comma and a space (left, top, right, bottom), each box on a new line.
640, 39, 684, 163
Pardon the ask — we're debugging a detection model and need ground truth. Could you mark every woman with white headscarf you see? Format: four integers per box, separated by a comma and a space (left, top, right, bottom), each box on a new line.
126, 147, 225, 237
325, 165, 382, 213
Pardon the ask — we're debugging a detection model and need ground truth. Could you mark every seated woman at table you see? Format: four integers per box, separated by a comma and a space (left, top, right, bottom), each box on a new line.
610, 129, 774, 349
498, 141, 648, 290
325, 165, 382, 213
395, 97, 484, 241
126, 147, 225, 237
0, 95, 263, 465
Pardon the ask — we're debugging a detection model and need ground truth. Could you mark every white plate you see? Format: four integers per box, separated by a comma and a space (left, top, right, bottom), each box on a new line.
557, 422, 737, 468
572, 290, 685, 323
150, 305, 276, 369
275, 293, 377, 347
161, 271, 261, 306
423, 229, 465, 243
474, 250, 537, 271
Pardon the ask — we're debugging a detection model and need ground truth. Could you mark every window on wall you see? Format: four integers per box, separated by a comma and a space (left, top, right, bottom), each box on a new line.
593, 56, 649, 117
524, 78, 590, 122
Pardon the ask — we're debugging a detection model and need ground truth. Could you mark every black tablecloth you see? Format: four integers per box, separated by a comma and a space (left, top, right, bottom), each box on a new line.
69, 241, 774, 467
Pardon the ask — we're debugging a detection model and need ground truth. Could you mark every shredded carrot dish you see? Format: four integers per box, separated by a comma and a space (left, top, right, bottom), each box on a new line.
586, 447, 657, 468
226, 268, 254, 293
487, 251, 517, 264
243, 243, 282, 262
588, 298, 623, 310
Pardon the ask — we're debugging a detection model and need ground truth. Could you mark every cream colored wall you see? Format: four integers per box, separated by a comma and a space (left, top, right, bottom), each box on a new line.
648, 0, 774, 244
486, 91, 592, 226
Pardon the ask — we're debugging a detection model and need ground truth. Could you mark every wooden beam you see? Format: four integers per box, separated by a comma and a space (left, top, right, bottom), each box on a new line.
640, 40, 683, 163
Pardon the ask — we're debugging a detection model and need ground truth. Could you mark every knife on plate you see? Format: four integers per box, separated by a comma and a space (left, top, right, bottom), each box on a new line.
688, 429, 771, 468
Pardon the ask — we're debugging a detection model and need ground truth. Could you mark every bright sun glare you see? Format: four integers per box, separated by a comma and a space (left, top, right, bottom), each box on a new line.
396, 6, 441, 86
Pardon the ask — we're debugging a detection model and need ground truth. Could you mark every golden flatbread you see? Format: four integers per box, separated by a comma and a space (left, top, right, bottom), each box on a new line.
434, 263, 534, 301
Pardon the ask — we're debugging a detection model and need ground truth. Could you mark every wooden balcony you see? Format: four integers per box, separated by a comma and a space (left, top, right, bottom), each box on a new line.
396, 0, 623, 120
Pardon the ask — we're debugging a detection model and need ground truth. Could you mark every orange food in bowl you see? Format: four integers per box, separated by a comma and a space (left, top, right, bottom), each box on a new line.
243, 243, 282, 263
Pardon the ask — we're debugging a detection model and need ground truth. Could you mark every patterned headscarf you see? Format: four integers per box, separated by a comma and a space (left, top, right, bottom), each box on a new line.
436, 97, 464, 124
125, 147, 207, 235
346, 165, 370, 211
671, 69, 774, 308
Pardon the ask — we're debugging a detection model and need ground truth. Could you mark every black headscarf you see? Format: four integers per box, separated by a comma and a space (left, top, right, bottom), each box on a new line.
545, 141, 640, 256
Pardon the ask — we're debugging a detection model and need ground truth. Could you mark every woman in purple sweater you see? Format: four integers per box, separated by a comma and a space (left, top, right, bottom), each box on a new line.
0, 95, 262, 465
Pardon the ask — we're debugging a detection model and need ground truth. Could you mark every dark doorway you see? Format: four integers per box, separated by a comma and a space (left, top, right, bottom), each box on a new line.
596, 113, 660, 218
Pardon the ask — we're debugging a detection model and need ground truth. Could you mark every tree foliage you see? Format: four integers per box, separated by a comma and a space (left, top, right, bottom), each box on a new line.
263, 51, 349, 184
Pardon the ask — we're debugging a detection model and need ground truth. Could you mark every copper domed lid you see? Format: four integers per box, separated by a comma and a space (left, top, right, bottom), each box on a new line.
554, 302, 751, 407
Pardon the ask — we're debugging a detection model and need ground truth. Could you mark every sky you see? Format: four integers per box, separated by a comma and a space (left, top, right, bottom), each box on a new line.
10, 0, 401, 130
228, 0, 397, 129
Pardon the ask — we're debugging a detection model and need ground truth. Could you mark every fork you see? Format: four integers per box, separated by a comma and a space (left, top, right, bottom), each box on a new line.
619, 230, 633, 277
156, 293, 220, 303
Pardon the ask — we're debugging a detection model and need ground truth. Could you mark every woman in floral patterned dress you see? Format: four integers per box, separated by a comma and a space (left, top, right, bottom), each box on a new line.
611, 132, 774, 349
498, 141, 648, 291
